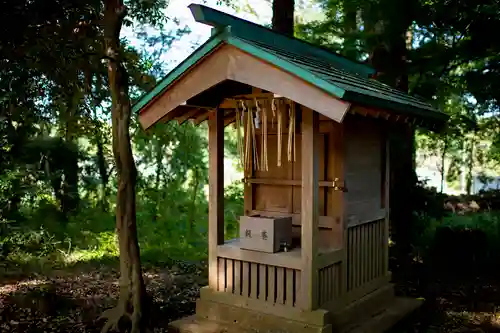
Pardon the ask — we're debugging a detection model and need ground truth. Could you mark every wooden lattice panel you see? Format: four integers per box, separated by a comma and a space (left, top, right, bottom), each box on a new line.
346, 219, 385, 291
217, 257, 301, 307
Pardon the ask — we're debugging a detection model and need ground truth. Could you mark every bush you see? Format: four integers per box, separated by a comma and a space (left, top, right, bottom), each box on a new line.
0, 180, 245, 273
414, 212, 500, 278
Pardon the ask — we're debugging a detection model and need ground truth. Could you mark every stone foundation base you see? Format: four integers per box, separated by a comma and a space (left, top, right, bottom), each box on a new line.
169, 285, 422, 333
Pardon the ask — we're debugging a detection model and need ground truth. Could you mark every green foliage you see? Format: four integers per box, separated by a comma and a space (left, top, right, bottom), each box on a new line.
0, 175, 244, 274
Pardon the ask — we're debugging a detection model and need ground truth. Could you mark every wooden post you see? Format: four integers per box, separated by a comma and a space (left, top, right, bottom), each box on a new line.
208, 109, 225, 290
300, 108, 320, 310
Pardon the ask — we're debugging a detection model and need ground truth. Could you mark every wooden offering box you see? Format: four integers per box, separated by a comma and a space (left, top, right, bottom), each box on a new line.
136, 3, 449, 333
239, 215, 292, 253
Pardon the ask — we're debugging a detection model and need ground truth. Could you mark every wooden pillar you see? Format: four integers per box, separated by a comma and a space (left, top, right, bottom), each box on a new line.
300, 108, 320, 310
208, 109, 224, 290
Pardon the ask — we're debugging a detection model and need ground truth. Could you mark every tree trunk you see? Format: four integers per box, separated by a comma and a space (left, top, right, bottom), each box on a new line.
440, 137, 448, 193
189, 167, 200, 235
272, 0, 295, 35
62, 140, 79, 216
361, 1, 415, 273
96, 129, 109, 212
100, 1, 148, 332
342, 1, 357, 60
466, 134, 475, 195
61, 100, 80, 218
152, 139, 163, 223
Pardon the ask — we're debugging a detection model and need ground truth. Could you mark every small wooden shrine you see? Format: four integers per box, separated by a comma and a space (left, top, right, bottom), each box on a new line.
134, 4, 448, 333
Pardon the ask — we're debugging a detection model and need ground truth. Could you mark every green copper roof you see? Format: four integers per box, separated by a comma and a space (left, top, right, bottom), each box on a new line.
133, 4, 448, 125
188, 3, 375, 78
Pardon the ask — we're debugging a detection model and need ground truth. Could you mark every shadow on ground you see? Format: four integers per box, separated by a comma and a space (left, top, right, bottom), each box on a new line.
2, 252, 500, 332
0, 259, 207, 333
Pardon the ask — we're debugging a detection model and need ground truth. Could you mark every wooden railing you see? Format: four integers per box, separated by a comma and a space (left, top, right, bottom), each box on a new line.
217, 256, 301, 307
318, 262, 342, 306
346, 219, 385, 291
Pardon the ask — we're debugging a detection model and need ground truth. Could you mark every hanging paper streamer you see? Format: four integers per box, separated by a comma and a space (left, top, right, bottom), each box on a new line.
250, 100, 259, 171
243, 100, 251, 172
235, 104, 244, 169
261, 100, 269, 171
287, 101, 293, 162
277, 99, 282, 167
292, 102, 296, 162
271, 98, 276, 129
254, 98, 261, 129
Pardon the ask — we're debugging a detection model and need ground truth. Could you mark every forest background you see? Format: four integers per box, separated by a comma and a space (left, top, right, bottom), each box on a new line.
2, 0, 500, 332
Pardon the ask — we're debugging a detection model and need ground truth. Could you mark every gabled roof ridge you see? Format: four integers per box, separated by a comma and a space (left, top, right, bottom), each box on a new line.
188, 3, 375, 78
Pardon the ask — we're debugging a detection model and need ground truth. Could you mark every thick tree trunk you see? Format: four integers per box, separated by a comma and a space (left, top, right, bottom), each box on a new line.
62, 140, 79, 216
100, 1, 148, 332
342, 1, 357, 60
362, 1, 416, 272
272, 0, 295, 35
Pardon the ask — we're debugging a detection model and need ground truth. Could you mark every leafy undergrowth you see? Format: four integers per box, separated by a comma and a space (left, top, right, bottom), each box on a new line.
0, 261, 207, 333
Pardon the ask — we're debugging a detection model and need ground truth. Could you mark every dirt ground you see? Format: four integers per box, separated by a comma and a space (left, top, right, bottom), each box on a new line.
1, 261, 500, 333
0, 262, 205, 333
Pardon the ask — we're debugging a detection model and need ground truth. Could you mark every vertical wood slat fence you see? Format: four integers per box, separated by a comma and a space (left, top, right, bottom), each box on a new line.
217, 257, 302, 307
318, 262, 342, 306
347, 219, 385, 291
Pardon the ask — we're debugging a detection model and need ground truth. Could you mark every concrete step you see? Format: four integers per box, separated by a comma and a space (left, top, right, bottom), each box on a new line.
340, 297, 422, 333
169, 315, 242, 333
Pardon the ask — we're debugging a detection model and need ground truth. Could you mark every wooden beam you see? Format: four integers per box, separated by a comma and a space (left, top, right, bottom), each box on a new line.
300, 108, 320, 310
177, 108, 202, 125
245, 177, 346, 189
208, 109, 225, 290
224, 114, 236, 127
192, 112, 210, 126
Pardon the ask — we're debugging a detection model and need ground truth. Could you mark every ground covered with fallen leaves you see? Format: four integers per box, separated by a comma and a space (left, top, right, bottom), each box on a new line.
0, 261, 206, 332
1, 260, 500, 332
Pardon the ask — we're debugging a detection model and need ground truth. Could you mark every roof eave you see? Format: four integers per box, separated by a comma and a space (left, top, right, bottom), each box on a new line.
343, 91, 449, 128
132, 30, 229, 114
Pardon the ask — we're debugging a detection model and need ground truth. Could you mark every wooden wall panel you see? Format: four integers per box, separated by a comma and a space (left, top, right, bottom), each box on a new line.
343, 115, 383, 227
292, 134, 326, 215
244, 114, 344, 253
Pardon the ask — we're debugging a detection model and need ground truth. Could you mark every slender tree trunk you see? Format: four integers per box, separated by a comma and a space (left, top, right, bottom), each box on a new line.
272, 0, 295, 35
152, 139, 163, 222
61, 100, 80, 218
100, 1, 148, 332
189, 168, 200, 235
440, 137, 448, 193
96, 131, 109, 211
466, 134, 475, 195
